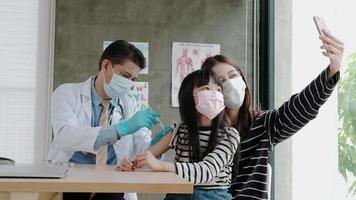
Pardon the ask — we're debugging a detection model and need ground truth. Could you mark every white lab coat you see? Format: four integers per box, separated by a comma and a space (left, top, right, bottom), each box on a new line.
48, 76, 152, 164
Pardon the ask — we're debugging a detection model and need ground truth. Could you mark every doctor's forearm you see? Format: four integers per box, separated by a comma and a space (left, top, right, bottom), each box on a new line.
94, 126, 121, 151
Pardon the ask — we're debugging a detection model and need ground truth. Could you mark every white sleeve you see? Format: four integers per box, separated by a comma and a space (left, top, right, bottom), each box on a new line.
51, 85, 100, 153
126, 96, 152, 153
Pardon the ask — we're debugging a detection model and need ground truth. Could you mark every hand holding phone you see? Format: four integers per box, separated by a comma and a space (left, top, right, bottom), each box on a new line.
313, 16, 329, 36
314, 16, 345, 79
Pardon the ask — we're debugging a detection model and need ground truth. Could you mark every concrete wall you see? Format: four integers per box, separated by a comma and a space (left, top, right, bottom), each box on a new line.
274, 0, 293, 200
54, 0, 254, 199
54, 0, 253, 129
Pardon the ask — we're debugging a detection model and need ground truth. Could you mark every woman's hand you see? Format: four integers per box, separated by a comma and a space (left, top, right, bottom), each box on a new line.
115, 157, 136, 171
319, 30, 345, 79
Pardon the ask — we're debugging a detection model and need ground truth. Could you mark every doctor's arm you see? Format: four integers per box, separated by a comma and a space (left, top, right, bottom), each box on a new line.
128, 101, 159, 153
93, 127, 120, 151
94, 110, 161, 151
51, 86, 101, 153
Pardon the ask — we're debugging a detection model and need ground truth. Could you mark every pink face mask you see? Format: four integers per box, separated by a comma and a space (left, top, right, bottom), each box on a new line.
195, 90, 225, 120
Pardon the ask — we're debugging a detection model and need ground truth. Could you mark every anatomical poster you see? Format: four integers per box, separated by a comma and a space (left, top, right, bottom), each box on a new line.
171, 42, 220, 107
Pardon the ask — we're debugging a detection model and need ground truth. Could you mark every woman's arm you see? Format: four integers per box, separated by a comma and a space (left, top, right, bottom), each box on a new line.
321, 31, 344, 79
264, 31, 344, 146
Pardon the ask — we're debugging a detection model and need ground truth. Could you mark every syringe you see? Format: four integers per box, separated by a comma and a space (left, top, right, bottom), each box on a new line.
147, 104, 165, 129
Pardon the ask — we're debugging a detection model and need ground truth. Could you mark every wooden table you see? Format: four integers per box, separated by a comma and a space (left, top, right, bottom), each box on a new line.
0, 165, 193, 200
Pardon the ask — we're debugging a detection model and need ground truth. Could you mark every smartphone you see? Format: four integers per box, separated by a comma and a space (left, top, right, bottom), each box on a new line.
313, 16, 329, 36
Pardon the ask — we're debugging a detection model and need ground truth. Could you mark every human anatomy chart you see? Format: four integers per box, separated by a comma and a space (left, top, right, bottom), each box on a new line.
171, 42, 220, 107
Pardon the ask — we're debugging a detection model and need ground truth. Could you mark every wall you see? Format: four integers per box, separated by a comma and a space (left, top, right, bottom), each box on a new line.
273, 0, 293, 200
0, 0, 52, 198
54, 0, 254, 138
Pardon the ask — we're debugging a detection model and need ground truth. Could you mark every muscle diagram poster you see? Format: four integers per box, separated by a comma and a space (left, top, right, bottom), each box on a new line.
171, 42, 220, 107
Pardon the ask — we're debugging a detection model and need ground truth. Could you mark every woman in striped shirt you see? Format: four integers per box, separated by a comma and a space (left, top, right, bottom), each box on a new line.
118, 69, 241, 199
197, 31, 344, 199
117, 31, 344, 200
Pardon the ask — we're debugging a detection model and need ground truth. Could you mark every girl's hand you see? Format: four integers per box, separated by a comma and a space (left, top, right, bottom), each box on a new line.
115, 157, 136, 171
135, 150, 164, 171
319, 30, 345, 78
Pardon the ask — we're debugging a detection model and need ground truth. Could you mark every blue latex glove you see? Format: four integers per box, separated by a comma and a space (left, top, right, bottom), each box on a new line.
115, 111, 160, 137
150, 126, 173, 146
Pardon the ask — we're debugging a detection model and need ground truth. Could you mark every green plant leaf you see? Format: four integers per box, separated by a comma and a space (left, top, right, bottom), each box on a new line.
338, 52, 356, 197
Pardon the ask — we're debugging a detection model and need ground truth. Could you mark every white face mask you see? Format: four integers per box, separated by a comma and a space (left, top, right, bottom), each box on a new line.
103, 66, 133, 100
222, 76, 246, 109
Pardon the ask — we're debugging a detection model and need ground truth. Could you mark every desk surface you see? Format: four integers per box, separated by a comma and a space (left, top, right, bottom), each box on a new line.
0, 165, 193, 194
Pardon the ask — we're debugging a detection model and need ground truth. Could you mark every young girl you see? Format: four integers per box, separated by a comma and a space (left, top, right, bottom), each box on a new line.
117, 69, 240, 200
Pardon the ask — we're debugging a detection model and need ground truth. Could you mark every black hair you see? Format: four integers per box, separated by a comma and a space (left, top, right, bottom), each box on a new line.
99, 40, 146, 70
201, 55, 256, 182
201, 55, 256, 139
178, 69, 226, 162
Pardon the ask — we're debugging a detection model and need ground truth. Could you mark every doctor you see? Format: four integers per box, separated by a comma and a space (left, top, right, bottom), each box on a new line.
48, 40, 160, 200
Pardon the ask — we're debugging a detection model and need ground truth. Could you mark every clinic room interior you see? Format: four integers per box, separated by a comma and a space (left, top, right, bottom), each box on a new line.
0, 0, 355, 200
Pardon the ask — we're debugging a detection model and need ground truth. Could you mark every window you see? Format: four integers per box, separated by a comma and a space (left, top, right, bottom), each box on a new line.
336, 1, 356, 199
289, 0, 356, 199
0, 0, 51, 164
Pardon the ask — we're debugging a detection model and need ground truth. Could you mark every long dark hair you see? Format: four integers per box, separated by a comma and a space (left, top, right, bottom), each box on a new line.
201, 55, 256, 139
178, 69, 225, 162
201, 55, 256, 179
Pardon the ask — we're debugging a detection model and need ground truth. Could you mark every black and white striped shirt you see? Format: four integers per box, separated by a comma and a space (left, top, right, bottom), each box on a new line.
170, 125, 240, 189
230, 67, 340, 199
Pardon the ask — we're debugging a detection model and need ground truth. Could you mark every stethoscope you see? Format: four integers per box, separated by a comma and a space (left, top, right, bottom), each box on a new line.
109, 99, 124, 148
108, 99, 125, 126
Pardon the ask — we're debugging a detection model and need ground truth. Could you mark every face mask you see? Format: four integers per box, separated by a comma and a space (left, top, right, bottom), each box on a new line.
222, 76, 246, 109
103, 66, 133, 100
195, 90, 225, 120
